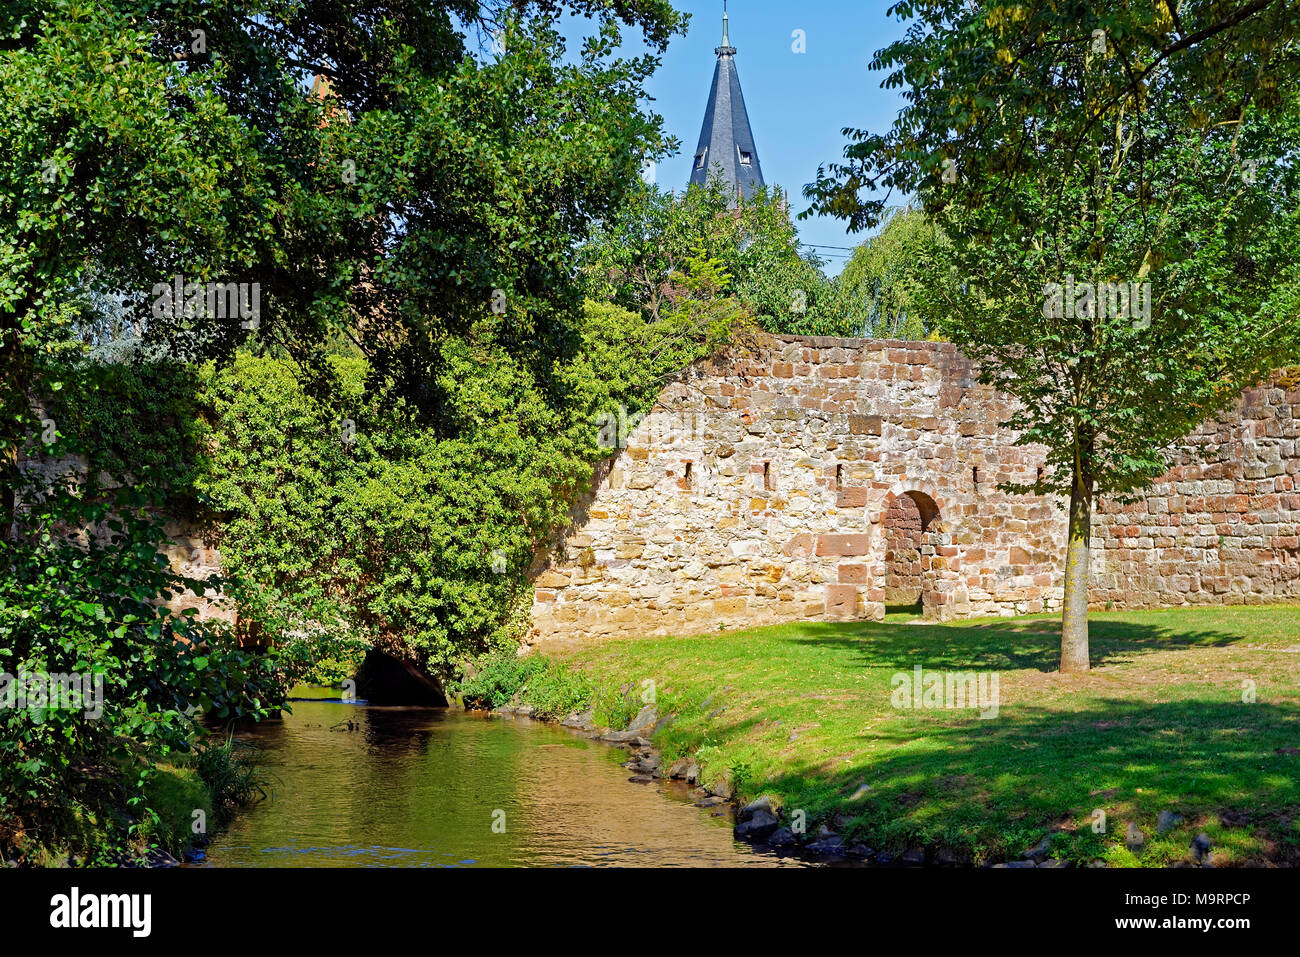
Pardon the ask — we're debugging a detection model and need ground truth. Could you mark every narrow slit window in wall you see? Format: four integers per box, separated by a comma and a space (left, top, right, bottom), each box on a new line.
763, 461, 774, 491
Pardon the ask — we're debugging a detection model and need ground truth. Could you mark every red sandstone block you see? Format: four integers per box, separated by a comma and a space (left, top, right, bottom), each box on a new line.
825, 584, 858, 618
839, 564, 869, 584
816, 534, 872, 557
838, 487, 868, 508
773, 363, 794, 378
939, 387, 964, 409
783, 533, 815, 557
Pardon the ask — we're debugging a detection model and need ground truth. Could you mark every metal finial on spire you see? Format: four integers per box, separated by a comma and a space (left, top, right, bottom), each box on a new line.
716, 0, 736, 56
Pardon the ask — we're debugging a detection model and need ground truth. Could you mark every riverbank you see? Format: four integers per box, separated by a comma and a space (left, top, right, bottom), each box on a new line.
2, 736, 262, 868
497, 605, 1300, 867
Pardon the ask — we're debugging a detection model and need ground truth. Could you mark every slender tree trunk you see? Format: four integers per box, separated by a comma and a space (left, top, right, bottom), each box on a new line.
1060, 471, 1093, 673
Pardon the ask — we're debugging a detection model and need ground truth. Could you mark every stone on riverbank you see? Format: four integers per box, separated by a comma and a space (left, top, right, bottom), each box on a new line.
1125, 822, 1145, 852
561, 710, 597, 731
733, 809, 779, 841
600, 729, 642, 744
766, 827, 797, 848
1022, 833, 1053, 862
739, 795, 776, 822
1191, 832, 1213, 865
627, 705, 658, 734
667, 757, 701, 784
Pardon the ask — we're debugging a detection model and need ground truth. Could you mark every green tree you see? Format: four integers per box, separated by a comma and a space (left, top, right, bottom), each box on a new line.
0, 0, 689, 857
808, 0, 1300, 671
583, 174, 837, 331
2, 0, 687, 487
836, 205, 958, 339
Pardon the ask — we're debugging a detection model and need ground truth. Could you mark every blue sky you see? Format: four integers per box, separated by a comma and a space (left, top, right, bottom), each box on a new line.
635, 0, 913, 273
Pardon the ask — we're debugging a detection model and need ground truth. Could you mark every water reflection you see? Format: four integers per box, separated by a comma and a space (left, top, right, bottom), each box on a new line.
203, 699, 799, 868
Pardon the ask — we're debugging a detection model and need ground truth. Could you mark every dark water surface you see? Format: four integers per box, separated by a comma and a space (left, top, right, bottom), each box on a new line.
204, 697, 798, 867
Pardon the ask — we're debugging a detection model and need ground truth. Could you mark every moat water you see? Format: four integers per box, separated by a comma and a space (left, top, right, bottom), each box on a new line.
203, 694, 799, 868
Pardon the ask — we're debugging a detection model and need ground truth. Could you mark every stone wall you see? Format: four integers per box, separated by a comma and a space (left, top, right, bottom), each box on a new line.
1092, 375, 1300, 607
527, 336, 1300, 645
16, 453, 235, 627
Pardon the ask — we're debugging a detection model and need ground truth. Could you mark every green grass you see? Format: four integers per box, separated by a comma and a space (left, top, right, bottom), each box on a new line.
545, 604, 1300, 866
137, 764, 214, 859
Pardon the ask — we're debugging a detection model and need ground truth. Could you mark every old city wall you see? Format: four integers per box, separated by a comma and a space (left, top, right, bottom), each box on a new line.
16, 453, 234, 627
527, 336, 1300, 645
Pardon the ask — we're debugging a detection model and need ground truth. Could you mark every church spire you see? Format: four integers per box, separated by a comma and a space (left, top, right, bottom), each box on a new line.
689, 2, 765, 205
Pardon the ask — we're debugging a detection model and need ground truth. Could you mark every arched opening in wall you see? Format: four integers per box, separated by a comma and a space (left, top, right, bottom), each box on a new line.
883, 491, 940, 613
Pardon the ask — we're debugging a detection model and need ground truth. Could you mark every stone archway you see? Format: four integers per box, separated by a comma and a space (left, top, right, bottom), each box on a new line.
878, 487, 960, 620
882, 490, 938, 608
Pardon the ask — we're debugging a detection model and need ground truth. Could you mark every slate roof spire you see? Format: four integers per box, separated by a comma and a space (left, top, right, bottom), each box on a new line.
688, 2, 765, 205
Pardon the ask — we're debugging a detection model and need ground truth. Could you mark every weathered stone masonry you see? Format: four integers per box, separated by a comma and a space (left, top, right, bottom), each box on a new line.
527, 336, 1300, 645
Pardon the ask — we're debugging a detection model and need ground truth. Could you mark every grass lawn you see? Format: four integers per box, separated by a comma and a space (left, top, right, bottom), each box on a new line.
547, 604, 1300, 866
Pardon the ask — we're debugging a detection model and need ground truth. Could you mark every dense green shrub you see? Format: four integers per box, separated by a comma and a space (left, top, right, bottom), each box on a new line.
455, 650, 592, 720
23, 298, 725, 711
0, 477, 282, 863
455, 652, 545, 710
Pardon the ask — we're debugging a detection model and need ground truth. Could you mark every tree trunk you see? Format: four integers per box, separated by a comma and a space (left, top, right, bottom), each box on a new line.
1060, 473, 1093, 673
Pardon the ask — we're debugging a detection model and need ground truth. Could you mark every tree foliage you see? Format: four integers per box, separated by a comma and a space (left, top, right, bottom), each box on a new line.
582, 174, 839, 332
808, 0, 1300, 670
0, 0, 690, 859
836, 205, 958, 339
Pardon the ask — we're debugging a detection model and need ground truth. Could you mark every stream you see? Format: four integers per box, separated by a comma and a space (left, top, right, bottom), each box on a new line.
202, 693, 800, 867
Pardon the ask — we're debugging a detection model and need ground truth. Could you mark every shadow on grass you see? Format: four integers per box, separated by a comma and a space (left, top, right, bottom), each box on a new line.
776, 616, 1249, 673
748, 697, 1300, 863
